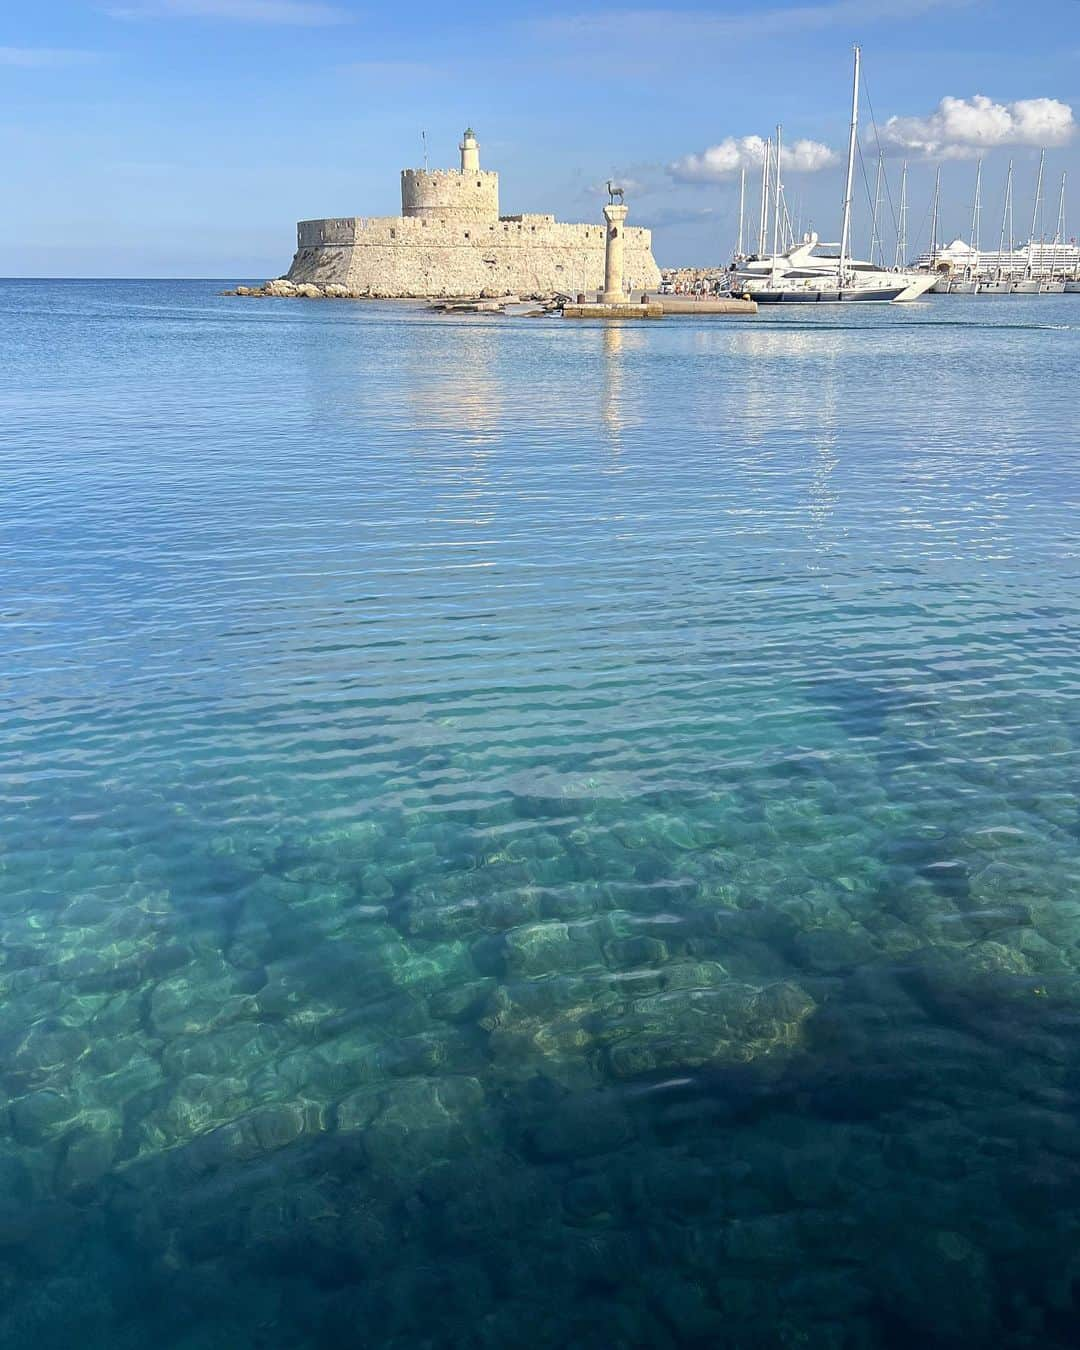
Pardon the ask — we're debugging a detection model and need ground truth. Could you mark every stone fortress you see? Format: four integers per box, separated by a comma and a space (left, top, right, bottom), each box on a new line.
284, 129, 661, 299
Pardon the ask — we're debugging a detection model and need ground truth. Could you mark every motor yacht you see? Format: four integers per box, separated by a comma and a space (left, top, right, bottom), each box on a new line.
727, 47, 934, 304
732, 234, 935, 302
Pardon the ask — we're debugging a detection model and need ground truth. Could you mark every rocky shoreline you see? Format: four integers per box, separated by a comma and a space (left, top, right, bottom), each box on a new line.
224, 279, 563, 313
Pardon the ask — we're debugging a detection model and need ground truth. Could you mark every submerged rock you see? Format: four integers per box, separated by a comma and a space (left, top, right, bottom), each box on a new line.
57, 1113, 120, 1192
527, 1092, 635, 1160
336, 1075, 489, 1172
604, 980, 815, 1079
10, 1090, 79, 1145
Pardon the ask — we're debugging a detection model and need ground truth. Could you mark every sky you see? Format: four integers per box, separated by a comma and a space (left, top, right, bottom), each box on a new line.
2, 0, 1078, 275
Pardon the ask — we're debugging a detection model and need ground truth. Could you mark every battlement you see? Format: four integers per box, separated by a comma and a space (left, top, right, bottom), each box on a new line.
296, 215, 643, 251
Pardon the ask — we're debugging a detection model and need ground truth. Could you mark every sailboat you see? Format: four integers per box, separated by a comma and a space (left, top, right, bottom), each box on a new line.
730, 47, 935, 303
1041, 170, 1067, 292
949, 160, 981, 293
979, 161, 1015, 293
1012, 151, 1045, 293
928, 167, 950, 292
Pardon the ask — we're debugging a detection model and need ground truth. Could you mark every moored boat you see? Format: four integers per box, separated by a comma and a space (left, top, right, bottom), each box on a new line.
734, 235, 935, 302
730, 47, 933, 304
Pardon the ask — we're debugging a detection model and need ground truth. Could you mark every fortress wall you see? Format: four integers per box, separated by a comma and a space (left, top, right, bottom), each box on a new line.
298, 215, 611, 248
297, 218, 360, 248
288, 215, 660, 297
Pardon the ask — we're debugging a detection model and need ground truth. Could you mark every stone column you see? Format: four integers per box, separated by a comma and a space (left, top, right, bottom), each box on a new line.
602, 203, 629, 304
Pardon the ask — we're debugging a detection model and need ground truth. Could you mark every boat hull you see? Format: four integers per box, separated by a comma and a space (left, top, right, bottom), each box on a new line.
978, 281, 1014, 294
1066, 280, 1080, 293
1011, 280, 1040, 294
1039, 281, 1066, 293
949, 281, 977, 294
745, 286, 908, 303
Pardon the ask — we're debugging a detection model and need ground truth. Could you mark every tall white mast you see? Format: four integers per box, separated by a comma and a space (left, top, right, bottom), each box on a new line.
772, 124, 783, 256
1054, 170, 1066, 243
757, 137, 771, 255
736, 165, 746, 258
997, 159, 1013, 279
1052, 170, 1066, 277
1008, 160, 1015, 257
895, 160, 908, 269
929, 165, 941, 265
1027, 148, 1045, 276
869, 150, 884, 266
838, 43, 861, 285
970, 157, 982, 260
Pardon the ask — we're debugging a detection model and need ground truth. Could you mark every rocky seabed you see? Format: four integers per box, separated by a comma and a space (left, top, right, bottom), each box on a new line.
4, 685, 1080, 1350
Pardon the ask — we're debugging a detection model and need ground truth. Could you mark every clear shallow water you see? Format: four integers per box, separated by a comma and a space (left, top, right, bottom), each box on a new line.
2, 279, 1080, 1348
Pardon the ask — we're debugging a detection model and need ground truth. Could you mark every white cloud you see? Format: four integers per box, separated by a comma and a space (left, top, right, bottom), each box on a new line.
106, 0, 349, 23
669, 135, 838, 183
782, 139, 839, 173
883, 95, 1075, 158
0, 47, 99, 66
586, 177, 648, 196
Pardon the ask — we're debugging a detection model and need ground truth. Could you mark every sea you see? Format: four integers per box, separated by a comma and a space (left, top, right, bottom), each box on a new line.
2, 279, 1080, 1349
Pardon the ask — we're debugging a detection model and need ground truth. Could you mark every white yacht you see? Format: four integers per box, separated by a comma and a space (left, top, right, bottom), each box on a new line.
727, 47, 934, 304
733, 233, 934, 302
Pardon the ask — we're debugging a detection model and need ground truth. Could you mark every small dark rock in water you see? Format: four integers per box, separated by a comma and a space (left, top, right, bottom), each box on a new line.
792, 926, 879, 972
58, 1124, 118, 1192
526, 1093, 635, 1160
15, 1024, 91, 1077
427, 978, 494, 1023
875, 1230, 995, 1344
10, 1090, 77, 1144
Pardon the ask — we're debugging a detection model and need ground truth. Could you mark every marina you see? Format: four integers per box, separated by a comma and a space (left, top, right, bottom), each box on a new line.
915, 153, 1080, 294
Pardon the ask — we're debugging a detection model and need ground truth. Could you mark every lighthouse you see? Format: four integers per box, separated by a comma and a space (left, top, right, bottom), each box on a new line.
460, 128, 480, 175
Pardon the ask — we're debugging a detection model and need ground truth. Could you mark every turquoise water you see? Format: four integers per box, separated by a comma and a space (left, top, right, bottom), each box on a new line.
2, 279, 1080, 1348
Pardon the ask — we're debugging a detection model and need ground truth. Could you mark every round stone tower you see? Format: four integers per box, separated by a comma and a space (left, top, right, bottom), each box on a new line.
401, 128, 499, 220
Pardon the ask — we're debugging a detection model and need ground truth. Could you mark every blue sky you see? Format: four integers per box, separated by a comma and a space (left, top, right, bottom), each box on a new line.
2, 0, 1078, 275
